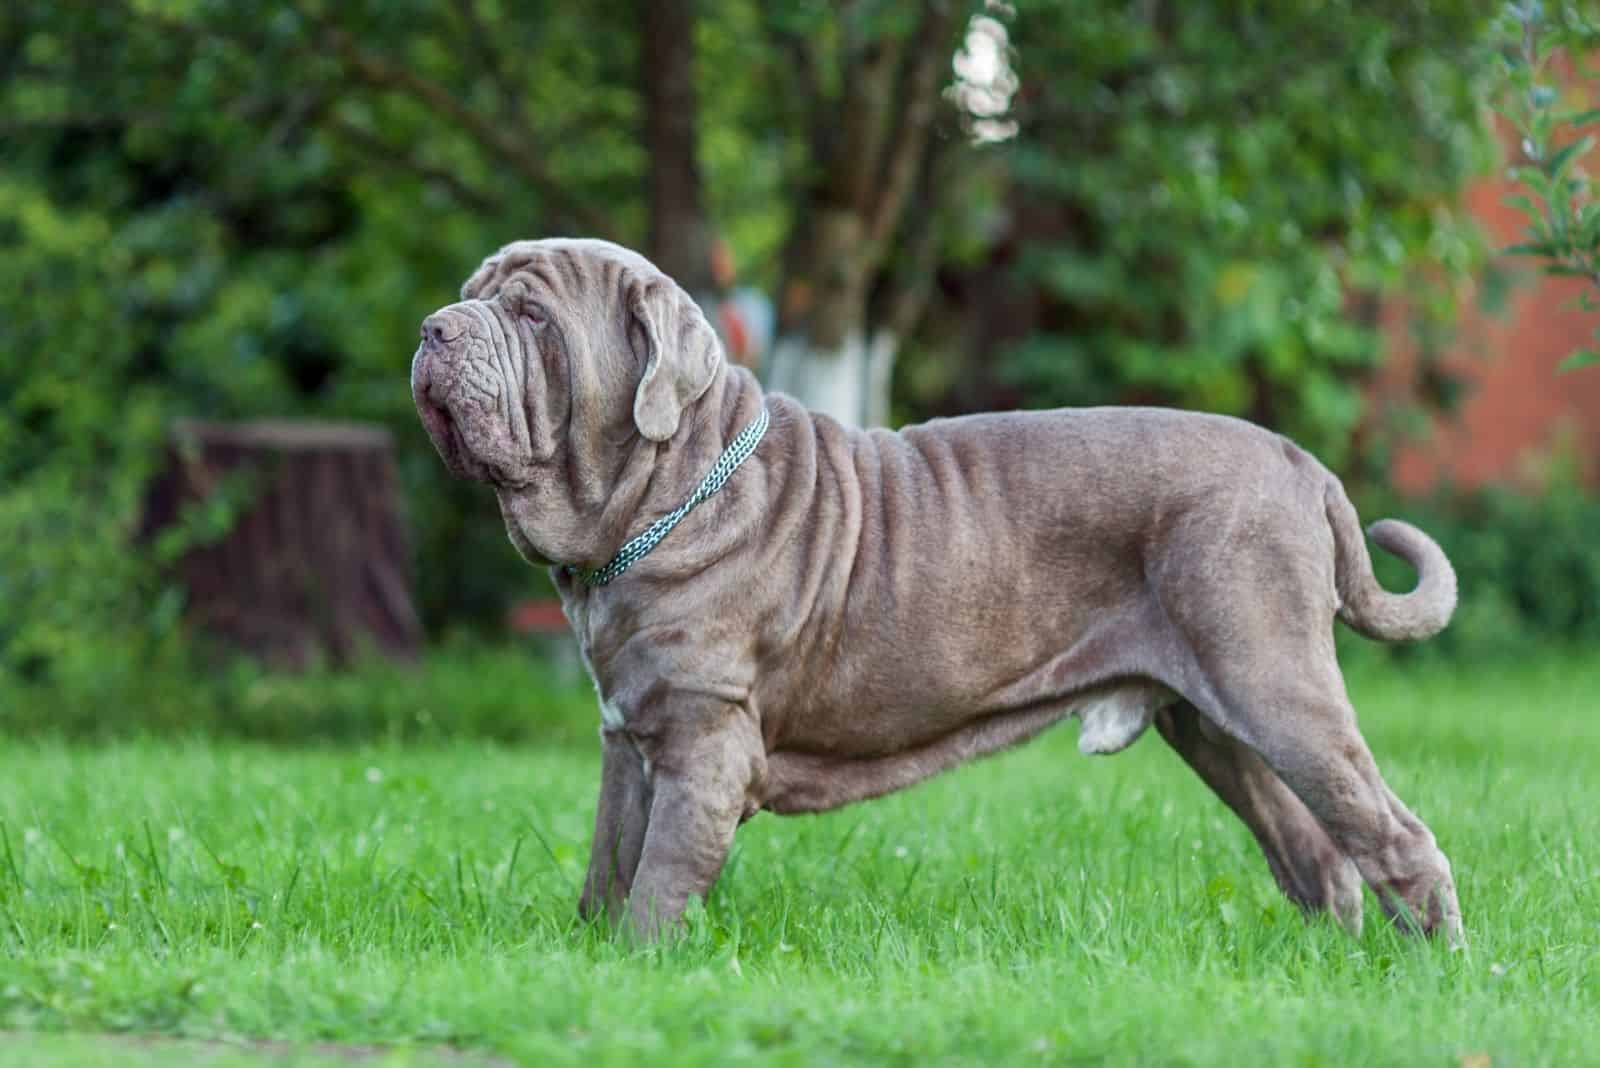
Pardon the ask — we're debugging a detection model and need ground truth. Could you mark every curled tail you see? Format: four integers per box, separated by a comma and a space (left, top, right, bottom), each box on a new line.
1325, 481, 1457, 642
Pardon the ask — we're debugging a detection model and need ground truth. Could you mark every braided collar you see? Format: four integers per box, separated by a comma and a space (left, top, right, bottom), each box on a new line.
565, 404, 771, 587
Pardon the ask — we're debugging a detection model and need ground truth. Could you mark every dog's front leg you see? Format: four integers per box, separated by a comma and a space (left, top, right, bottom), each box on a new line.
624, 702, 765, 941
579, 729, 652, 924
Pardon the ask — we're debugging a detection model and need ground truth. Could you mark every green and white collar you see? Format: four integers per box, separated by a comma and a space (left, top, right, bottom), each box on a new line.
566, 404, 771, 587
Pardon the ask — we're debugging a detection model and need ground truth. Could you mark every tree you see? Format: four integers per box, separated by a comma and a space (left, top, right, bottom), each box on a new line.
900, 0, 1498, 474
1491, 0, 1600, 369
754, 2, 966, 427
0, 0, 1529, 655
1, 0, 651, 631
640, 0, 714, 298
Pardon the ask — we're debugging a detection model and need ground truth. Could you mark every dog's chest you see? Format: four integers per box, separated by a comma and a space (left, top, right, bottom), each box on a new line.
558, 593, 617, 727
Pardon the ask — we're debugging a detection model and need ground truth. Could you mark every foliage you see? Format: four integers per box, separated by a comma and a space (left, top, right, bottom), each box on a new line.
0, 0, 969, 655
1, 653, 1598, 1062
0, 0, 1564, 670
0, 639, 595, 745
0, 181, 186, 685
1491, 0, 1600, 369
1, 0, 635, 657
967, 1, 1498, 475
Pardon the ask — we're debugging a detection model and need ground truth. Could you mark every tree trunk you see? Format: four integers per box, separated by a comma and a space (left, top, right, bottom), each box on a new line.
142, 419, 424, 669
768, 2, 957, 427
768, 205, 882, 424
767, 328, 901, 428
641, 0, 713, 297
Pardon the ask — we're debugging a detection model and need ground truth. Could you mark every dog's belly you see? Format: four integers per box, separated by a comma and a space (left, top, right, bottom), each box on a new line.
761, 680, 1175, 814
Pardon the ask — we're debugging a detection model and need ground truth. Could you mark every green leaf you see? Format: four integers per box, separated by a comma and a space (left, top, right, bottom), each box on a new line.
1557, 349, 1600, 371
1516, 165, 1554, 199
1503, 193, 1540, 220
1501, 241, 1555, 256
1570, 108, 1600, 127
1544, 137, 1593, 181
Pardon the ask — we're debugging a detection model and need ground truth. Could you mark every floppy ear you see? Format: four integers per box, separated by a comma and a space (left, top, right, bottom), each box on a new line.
629, 278, 723, 442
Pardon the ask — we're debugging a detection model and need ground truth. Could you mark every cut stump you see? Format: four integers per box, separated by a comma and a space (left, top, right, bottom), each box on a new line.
142, 419, 424, 668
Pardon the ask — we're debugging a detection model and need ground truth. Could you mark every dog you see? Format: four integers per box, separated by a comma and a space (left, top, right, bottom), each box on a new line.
412, 238, 1463, 944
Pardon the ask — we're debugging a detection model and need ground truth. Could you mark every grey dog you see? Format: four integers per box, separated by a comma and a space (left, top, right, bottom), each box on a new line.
412, 238, 1463, 945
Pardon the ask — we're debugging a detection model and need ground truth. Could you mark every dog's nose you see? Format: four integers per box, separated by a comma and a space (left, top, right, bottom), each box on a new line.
421, 311, 466, 348
422, 315, 448, 348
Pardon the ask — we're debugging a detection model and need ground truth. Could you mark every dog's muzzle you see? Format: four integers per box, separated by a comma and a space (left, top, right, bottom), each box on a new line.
411, 340, 487, 483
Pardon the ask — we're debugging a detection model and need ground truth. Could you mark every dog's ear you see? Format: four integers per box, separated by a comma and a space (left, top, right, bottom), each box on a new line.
628, 278, 722, 442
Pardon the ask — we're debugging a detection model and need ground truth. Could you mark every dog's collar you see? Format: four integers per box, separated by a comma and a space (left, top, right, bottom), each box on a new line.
565, 403, 771, 588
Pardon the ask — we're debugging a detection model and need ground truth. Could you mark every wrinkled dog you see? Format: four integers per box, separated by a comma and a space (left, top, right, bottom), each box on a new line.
413, 238, 1463, 944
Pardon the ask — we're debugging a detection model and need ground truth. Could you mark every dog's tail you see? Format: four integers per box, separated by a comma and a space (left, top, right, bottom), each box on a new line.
1325, 480, 1456, 642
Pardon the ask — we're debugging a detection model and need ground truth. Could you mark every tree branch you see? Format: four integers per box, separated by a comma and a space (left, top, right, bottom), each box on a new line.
825, 15, 904, 215
324, 113, 505, 216
641, 0, 713, 292
874, 139, 954, 339
0, 112, 154, 134
868, 0, 956, 245
763, 17, 826, 199
315, 22, 614, 237
451, 0, 538, 143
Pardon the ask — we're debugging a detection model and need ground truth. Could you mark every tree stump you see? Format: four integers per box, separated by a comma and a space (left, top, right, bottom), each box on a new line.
142, 419, 424, 668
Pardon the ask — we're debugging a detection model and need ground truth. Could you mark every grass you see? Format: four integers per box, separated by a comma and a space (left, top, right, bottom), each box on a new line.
0, 649, 1596, 1065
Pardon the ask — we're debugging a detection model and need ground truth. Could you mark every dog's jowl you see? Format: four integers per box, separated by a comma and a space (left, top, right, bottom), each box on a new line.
413, 238, 1463, 945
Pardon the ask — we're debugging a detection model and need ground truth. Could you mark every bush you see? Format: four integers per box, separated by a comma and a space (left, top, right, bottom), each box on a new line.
0, 638, 595, 745
0, 173, 540, 690
0, 181, 180, 687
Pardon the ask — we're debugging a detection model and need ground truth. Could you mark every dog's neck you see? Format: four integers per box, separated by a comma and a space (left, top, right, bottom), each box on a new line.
557, 363, 772, 590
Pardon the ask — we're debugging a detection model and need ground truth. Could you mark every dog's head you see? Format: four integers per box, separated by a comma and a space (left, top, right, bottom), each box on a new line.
412, 238, 724, 564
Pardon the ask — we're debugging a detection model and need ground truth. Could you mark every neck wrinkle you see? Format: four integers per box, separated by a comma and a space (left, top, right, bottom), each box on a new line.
583, 365, 765, 575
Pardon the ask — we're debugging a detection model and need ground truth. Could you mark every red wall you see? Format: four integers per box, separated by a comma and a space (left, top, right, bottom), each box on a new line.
1381, 126, 1600, 492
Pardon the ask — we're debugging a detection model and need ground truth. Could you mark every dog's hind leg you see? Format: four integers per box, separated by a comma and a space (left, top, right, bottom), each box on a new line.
1155, 700, 1363, 932
1152, 519, 1461, 944
1154, 509, 1463, 942
1179, 638, 1462, 944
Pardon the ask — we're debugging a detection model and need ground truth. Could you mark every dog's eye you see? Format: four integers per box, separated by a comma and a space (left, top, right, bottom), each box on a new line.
499, 280, 545, 328
512, 296, 547, 330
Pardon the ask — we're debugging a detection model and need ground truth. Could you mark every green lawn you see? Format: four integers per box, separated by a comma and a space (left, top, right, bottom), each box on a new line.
0, 651, 1596, 1066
